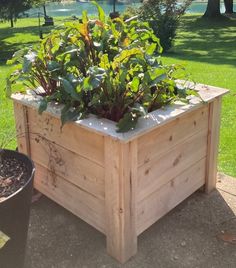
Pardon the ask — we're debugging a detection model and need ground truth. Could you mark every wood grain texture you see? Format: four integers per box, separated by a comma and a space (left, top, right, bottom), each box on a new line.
138, 129, 208, 202
137, 158, 206, 235
13, 102, 30, 155
34, 162, 106, 233
27, 107, 104, 166
104, 138, 137, 263
29, 137, 105, 200
205, 97, 222, 193
138, 105, 208, 167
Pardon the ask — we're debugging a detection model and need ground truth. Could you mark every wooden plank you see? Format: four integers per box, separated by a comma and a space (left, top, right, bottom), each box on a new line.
137, 158, 206, 235
138, 129, 208, 201
34, 163, 106, 233
29, 137, 105, 200
13, 102, 30, 155
138, 105, 208, 167
177, 80, 229, 102
104, 138, 137, 263
205, 97, 222, 193
27, 107, 104, 166
12, 83, 229, 143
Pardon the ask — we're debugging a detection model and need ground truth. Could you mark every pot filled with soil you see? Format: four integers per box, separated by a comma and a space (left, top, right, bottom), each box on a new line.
0, 149, 35, 268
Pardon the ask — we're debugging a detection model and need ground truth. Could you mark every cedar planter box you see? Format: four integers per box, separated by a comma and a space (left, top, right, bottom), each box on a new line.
12, 83, 228, 263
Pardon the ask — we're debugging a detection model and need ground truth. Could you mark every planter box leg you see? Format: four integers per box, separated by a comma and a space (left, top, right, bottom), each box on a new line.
105, 137, 137, 263
205, 97, 222, 193
13, 103, 31, 156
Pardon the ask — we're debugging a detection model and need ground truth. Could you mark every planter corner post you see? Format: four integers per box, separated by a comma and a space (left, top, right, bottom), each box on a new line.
104, 137, 138, 263
205, 97, 222, 193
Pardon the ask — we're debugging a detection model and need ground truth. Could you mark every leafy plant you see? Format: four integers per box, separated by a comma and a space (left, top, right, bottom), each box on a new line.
138, 0, 192, 52
7, 2, 194, 132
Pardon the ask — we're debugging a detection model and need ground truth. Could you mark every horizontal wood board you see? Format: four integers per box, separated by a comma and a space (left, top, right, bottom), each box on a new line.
27, 106, 104, 166
12, 82, 228, 142
137, 128, 208, 202
138, 105, 208, 167
29, 137, 105, 200
137, 158, 206, 235
34, 163, 106, 233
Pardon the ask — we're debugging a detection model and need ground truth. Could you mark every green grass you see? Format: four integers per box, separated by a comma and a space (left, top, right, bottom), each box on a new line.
0, 15, 236, 176
162, 15, 236, 177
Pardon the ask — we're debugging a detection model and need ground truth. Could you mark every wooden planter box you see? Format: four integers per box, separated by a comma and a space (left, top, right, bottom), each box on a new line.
12, 83, 228, 263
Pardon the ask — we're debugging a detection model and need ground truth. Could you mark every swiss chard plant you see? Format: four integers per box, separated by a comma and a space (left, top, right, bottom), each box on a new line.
7, 2, 195, 132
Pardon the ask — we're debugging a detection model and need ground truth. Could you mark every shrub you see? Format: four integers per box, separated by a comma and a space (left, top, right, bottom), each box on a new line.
7, 2, 194, 132
139, 0, 192, 52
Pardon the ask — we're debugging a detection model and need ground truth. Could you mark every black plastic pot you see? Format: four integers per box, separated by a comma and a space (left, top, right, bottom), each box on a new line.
0, 149, 35, 268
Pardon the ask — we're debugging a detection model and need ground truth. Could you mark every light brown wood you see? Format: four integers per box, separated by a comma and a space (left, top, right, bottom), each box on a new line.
138, 105, 208, 167
104, 138, 137, 263
137, 158, 206, 235
138, 129, 208, 202
27, 107, 104, 166
13, 102, 30, 155
12, 87, 227, 264
29, 137, 105, 200
34, 162, 106, 233
205, 97, 222, 193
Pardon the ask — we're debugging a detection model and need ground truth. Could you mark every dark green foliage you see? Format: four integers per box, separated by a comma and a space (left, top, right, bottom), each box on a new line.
7, 3, 193, 132
139, 0, 192, 52
0, 0, 32, 27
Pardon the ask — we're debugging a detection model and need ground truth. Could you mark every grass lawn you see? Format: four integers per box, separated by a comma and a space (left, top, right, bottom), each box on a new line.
0, 15, 236, 176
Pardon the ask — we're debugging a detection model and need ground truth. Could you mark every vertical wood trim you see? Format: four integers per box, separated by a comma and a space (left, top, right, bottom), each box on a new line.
22, 105, 31, 156
13, 103, 31, 156
205, 97, 222, 193
104, 137, 137, 263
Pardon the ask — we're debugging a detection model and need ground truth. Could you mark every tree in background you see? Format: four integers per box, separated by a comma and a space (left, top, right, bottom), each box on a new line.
0, 0, 60, 27
203, 0, 221, 18
224, 0, 233, 14
203, 0, 234, 18
0, 0, 32, 27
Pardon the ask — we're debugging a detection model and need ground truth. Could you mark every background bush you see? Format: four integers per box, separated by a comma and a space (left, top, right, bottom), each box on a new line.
127, 0, 192, 52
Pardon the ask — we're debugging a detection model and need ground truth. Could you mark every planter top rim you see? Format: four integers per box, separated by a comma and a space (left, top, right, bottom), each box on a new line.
12, 82, 228, 142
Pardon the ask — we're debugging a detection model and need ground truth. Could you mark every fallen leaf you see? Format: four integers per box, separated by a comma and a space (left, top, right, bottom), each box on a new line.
218, 232, 236, 244
0, 231, 10, 249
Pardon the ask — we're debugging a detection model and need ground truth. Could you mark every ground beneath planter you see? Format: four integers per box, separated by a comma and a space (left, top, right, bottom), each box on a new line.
25, 173, 236, 268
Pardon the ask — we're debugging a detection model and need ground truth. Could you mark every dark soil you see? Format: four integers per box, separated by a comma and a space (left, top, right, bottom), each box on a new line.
0, 153, 28, 202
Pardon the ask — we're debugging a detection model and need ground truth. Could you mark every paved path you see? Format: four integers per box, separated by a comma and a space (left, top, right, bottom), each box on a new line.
25, 173, 236, 268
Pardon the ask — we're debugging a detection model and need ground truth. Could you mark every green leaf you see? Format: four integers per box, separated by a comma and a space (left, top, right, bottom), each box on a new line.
22, 57, 32, 73
47, 61, 61, 72
116, 112, 139, 133
130, 77, 140, 93
146, 43, 157, 55
82, 10, 88, 24
38, 99, 48, 114
99, 54, 110, 69
92, 1, 105, 23
59, 77, 80, 101
131, 103, 147, 116
61, 106, 81, 127
112, 48, 143, 69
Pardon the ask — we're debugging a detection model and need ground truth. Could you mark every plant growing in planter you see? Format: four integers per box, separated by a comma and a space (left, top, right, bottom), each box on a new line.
0, 148, 35, 268
6, 2, 195, 132
7, 3, 228, 263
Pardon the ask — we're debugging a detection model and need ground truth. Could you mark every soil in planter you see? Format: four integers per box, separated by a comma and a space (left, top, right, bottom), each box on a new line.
0, 153, 28, 202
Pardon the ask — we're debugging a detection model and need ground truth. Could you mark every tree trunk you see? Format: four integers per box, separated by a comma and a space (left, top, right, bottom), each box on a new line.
10, 17, 14, 27
203, 0, 221, 18
43, 5, 47, 17
224, 0, 233, 13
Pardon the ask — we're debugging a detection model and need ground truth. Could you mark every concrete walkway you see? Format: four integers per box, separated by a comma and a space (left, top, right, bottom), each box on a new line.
25, 173, 236, 268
